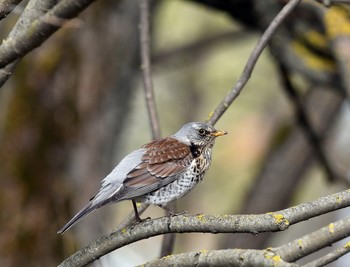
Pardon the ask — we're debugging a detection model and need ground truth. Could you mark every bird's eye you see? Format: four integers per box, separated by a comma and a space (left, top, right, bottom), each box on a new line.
198, 128, 206, 135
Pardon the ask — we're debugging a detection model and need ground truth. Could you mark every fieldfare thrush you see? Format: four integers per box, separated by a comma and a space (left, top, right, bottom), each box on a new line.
58, 122, 227, 234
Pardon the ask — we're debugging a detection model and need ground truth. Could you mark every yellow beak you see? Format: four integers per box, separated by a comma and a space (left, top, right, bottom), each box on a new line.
211, 130, 228, 137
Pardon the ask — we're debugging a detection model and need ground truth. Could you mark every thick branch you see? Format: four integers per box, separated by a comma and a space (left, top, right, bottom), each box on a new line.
141, 249, 298, 267
0, 0, 97, 72
0, 0, 21, 20
59, 189, 350, 266
0, 0, 57, 87
143, 216, 350, 267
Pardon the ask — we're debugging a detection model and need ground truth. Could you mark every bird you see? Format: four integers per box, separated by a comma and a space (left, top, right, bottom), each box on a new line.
57, 122, 227, 234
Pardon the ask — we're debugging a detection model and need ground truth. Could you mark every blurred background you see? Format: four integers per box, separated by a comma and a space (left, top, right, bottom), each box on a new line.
0, 0, 350, 266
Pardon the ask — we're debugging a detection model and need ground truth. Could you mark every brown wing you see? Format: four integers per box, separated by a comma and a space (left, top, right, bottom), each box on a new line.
121, 138, 192, 198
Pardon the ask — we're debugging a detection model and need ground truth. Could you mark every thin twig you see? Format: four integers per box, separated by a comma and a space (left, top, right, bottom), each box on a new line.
276, 216, 350, 262
138, 0, 175, 257
302, 243, 350, 267
207, 0, 302, 126
138, 0, 160, 140
58, 189, 350, 266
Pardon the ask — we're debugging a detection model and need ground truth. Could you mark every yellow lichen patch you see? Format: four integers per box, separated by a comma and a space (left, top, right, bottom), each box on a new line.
196, 214, 206, 222
272, 213, 289, 226
335, 195, 342, 204
328, 223, 335, 234
121, 228, 127, 234
272, 255, 282, 262
28, 20, 39, 37
344, 242, 350, 249
136, 202, 142, 207
162, 254, 173, 260
264, 252, 274, 260
291, 41, 336, 72
325, 7, 350, 39
298, 239, 303, 249
200, 249, 208, 254
304, 29, 328, 51
264, 251, 282, 267
206, 111, 214, 121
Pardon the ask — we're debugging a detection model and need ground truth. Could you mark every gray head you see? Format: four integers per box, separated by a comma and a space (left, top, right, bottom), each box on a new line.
172, 122, 227, 146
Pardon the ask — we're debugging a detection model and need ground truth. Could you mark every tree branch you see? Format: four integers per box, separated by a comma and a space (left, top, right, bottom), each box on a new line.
142, 216, 350, 267
138, 0, 160, 140
0, 0, 22, 20
276, 216, 350, 262
141, 249, 298, 267
0, 0, 57, 87
302, 243, 350, 267
58, 189, 350, 266
0, 0, 97, 88
207, 0, 302, 126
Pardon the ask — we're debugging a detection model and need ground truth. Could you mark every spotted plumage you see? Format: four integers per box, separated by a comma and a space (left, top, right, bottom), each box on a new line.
58, 122, 227, 234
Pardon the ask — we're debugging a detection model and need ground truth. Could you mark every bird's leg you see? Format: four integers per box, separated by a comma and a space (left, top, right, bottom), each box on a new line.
159, 204, 187, 216
131, 200, 150, 223
132, 200, 142, 222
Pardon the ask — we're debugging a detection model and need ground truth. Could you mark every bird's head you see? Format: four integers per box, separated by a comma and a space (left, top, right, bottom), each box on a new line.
172, 122, 227, 146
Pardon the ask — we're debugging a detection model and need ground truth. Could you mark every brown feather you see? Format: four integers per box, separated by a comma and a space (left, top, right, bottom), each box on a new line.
124, 138, 192, 189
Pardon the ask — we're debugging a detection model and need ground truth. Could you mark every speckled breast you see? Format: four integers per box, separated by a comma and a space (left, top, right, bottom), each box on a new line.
141, 149, 212, 206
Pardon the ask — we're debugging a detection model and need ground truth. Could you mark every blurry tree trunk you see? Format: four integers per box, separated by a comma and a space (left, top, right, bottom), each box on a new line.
0, 0, 140, 266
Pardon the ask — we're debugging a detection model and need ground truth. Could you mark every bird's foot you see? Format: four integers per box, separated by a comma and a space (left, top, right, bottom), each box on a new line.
136, 216, 151, 223
130, 216, 151, 228
171, 210, 188, 216
170, 210, 188, 217
159, 205, 187, 217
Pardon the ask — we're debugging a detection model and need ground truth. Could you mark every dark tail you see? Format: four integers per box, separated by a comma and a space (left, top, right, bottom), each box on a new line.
57, 197, 113, 234
57, 202, 97, 234
58, 184, 123, 234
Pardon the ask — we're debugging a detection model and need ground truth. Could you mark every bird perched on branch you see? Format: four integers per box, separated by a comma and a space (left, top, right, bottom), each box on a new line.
58, 122, 227, 234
